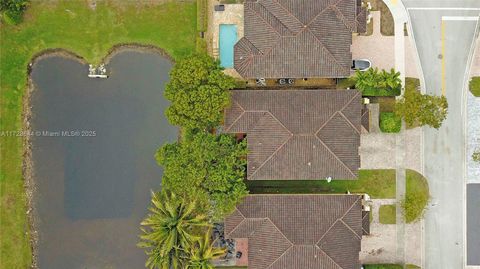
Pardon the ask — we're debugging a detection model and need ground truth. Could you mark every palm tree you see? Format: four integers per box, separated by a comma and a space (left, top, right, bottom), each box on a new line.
383, 68, 401, 90
186, 229, 226, 269
139, 191, 209, 269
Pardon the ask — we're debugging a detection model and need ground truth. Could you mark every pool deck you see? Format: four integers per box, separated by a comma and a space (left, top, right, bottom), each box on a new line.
210, 2, 244, 78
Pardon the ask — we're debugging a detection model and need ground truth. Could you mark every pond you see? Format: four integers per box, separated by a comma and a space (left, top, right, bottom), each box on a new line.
30, 50, 177, 268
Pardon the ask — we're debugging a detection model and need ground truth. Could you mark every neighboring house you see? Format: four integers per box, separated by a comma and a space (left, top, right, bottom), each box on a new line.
234, 0, 367, 79
224, 89, 368, 180
224, 194, 370, 269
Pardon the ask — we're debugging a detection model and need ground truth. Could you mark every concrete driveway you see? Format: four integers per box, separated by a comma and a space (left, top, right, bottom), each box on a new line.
352, 11, 419, 78
361, 199, 422, 266
360, 128, 422, 172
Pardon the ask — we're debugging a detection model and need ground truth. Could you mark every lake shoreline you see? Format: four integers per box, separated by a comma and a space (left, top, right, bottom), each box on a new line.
23, 44, 173, 268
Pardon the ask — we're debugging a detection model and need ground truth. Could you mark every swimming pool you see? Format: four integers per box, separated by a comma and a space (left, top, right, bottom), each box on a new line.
219, 24, 237, 68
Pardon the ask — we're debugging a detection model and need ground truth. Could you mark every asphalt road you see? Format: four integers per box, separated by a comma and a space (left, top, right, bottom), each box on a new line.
403, 0, 480, 268
467, 184, 480, 266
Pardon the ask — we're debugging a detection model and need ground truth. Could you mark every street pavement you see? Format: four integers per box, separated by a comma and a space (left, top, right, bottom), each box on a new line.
403, 0, 480, 268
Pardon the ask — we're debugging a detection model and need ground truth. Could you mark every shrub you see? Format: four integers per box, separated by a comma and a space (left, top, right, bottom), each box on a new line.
469, 77, 480, 97
355, 68, 401, 96
0, 0, 29, 24
473, 148, 480, 163
380, 112, 401, 133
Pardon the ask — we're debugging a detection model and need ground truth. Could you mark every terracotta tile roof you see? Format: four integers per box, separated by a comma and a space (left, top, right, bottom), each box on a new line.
225, 194, 365, 269
224, 89, 362, 180
234, 0, 368, 78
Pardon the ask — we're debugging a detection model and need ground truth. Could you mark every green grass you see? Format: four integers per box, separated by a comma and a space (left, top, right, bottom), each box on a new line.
403, 78, 421, 129
364, 265, 403, 269
406, 265, 421, 269
469, 77, 480, 97
336, 77, 357, 89
247, 169, 396, 198
372, 96, 396, 112
403, 170, 430, 223
379, 204, 396, 224
0, 1, 197, 268
380, 112, 401, 133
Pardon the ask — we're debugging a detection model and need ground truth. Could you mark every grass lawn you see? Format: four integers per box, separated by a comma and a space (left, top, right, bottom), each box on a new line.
406, 265, 421, 269
469, 77, 480, 97
404, 169, 430, 223
247, 169, 396, 199
379, 204, 396, 224
336, 76, 357, 89
0, 1, 196, 268
404, 77, 421, 129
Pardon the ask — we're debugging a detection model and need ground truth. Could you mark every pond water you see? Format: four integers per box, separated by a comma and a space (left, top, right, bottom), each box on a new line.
30, 51, 177, 269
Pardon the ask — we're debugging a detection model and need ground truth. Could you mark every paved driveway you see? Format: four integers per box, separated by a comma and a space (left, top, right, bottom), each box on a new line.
352, 11, 419, 78
361, 199, 422, 266
360, 128, 422, 172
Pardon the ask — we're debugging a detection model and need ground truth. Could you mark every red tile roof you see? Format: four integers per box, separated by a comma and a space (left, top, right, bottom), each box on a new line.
225, 194, 364, 269
234, 0, 367, 78
224, 89, 362, 180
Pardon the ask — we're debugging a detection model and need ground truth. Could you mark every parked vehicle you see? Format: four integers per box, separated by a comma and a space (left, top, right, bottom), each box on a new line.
351, 59, 372, 71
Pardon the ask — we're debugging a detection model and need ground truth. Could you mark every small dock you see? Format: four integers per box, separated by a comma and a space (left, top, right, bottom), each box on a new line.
88, 64, 108, 78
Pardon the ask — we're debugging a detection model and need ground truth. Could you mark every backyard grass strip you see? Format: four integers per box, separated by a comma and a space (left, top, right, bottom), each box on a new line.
247, 169, 396, 199
0, 1, 196, 267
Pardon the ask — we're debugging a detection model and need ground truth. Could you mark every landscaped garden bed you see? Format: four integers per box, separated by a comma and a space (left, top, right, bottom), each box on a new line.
380, 112, 401, 133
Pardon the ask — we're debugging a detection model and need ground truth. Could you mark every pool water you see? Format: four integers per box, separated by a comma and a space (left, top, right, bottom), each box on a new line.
219, 24, 237, 68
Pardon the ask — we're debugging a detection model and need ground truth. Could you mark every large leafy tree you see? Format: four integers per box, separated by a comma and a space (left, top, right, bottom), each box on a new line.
395, 87, 448, 129
164, 54, 235, 130
156, 130, 248, 220
139, 191, 209, 269
186, 229, 226, 269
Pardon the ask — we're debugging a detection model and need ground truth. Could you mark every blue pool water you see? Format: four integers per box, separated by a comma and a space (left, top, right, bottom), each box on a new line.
219, 24, 237, 68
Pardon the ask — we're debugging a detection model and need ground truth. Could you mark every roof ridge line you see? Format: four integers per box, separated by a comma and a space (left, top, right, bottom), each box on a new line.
315, 197, 362, 244
265, 218, 294, 246
265, 245, 294, 269
337, 111, 361, 135
226, 218, 247, 238
246, 2, 281, 44
332, 0, 358, 32
339, 219, 362, 240
315, 244, 344, 269
305, 0, 345, 28
313, 128, 357, 178
258, 0, 297, 36
269, 0, 305, 30
224, 109, 246, 132
306, 27, 350, 76
247, 111, 293, 179
339, 196, 363, 238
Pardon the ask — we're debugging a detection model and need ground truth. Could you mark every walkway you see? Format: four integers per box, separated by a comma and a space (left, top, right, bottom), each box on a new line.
468, 36, 480, 184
